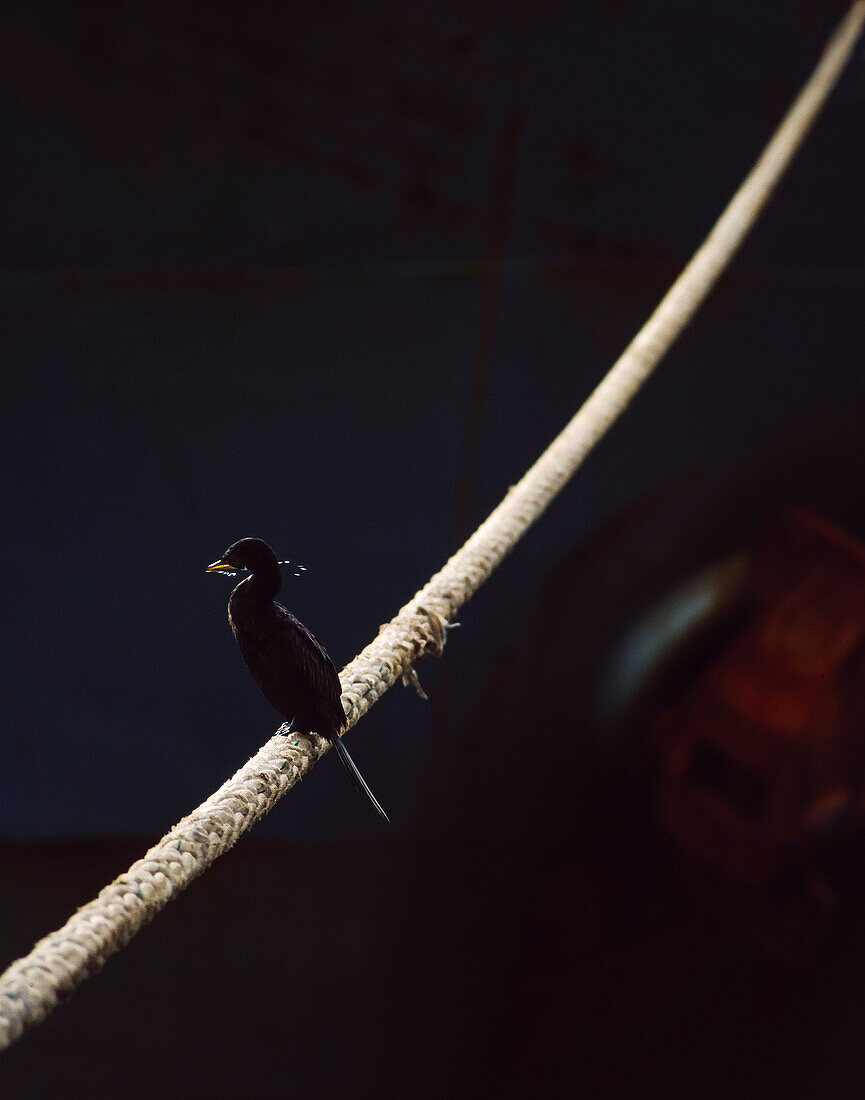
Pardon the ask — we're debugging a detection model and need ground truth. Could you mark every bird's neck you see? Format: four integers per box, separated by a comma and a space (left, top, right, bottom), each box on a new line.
238, 564, 281, 604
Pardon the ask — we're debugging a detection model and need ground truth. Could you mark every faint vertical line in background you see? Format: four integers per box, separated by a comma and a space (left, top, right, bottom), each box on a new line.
454, 48, 527, 542
423, 42, 528, 822
417, 42, 528, 832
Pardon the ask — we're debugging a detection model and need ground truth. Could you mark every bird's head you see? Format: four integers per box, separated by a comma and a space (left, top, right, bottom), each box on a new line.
206, 537, 278, 577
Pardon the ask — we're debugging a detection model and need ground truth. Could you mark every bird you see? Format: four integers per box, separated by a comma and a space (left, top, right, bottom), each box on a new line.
207, 537, 388, 821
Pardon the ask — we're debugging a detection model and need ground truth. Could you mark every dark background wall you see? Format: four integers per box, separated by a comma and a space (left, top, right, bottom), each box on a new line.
1, 1, 864, 1096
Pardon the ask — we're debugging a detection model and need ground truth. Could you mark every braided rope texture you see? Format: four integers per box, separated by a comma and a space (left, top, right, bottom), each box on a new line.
1, 1, 863, 1052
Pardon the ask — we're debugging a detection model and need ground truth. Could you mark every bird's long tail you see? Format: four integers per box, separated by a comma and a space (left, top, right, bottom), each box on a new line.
329, 733, 390, 823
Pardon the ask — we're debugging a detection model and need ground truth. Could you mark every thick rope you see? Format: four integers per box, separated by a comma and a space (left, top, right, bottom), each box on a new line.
1, 1, 863, 1052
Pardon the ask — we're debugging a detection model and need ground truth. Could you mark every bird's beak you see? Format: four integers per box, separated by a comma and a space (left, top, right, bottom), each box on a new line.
206, 559, 232, 573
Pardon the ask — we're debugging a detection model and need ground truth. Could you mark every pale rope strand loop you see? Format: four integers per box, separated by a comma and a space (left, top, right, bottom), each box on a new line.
1, 0, 863, 1052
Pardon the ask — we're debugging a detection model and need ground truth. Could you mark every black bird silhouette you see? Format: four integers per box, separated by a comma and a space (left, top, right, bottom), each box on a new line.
207, 537, 388, 821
